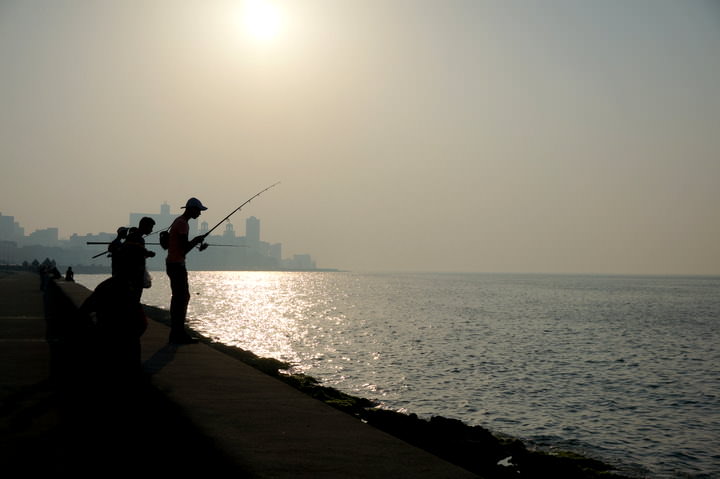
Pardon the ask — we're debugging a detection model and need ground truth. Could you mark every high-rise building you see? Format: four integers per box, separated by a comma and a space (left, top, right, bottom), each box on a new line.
0, 213, 24, 243
246, 216, 260, 244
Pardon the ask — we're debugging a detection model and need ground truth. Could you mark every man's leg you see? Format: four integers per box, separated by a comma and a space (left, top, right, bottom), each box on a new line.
166, 262, 194, 342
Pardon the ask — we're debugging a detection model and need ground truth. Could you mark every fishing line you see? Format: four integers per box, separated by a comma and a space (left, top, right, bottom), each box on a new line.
202, 181, 281, 238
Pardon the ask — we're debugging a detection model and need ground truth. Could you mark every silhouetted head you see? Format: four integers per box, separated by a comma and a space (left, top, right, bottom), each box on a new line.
182, 197, 207, 219
139, 216, 155, 235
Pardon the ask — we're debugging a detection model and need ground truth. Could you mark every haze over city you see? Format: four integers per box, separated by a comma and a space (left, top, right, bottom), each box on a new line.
1, 1, 718, 275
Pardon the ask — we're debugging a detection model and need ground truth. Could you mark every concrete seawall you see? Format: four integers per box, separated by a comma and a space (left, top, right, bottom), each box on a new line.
1, 271, 478, 477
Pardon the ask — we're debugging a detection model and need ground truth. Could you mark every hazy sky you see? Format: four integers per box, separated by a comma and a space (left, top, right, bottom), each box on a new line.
1, 0, 719, 274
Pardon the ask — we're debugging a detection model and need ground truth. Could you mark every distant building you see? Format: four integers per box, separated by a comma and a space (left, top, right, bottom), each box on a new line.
285, 254, 316, 270
223, 223, 236, 241
269, 242, 282, 262
129, 202, 198, 237
246, 216, 260, 244
0, 213, 24, 244
27, 227, 59, 247
0, 240, 18, 265
68, 232, 116, 248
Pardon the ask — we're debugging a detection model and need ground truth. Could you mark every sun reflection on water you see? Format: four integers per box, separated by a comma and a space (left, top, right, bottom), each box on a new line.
188, 271, 341, 366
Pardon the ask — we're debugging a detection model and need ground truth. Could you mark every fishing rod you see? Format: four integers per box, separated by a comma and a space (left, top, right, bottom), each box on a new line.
95, 182, 280, 259
86, 242, 243, 247
144, 182, 280, 241
87, 241, 244, 259
202, 181, 281, 239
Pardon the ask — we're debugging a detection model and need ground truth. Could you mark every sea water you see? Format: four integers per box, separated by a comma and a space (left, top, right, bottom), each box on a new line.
75, 272, 720, 478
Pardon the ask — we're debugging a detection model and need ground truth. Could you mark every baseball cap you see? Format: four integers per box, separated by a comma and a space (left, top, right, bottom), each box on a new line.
182, 197, 208, 210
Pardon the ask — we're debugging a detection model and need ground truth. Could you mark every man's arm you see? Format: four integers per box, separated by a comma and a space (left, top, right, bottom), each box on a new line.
179, 233, 206, 254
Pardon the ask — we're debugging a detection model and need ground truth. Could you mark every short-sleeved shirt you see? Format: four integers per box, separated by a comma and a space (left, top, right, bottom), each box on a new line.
166, 215, 189, 264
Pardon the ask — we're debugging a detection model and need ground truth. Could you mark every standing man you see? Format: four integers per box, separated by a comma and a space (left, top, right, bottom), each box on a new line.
118, 217, 156, 304
166, 197, 208, 344
108, 226, 128, 276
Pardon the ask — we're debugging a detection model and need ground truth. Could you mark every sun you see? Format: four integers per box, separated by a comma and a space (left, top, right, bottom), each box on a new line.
242, 0, 284, 43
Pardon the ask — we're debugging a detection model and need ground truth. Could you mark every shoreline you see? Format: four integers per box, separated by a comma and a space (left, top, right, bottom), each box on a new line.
141, 302, 637, 478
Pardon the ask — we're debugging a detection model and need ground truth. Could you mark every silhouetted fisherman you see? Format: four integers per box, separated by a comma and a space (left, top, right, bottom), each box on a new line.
115, 217, 156, 304
166, 197, 208, 344
108, 226, 129, 276
74, 218, 154, 385
78, 275, 147, 383
65, 266, 74, 281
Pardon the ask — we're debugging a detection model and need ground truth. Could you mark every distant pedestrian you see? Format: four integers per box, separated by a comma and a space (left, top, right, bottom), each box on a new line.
165, 197, 208, 344
50, 266, 61, 280
65, 266, 74, 282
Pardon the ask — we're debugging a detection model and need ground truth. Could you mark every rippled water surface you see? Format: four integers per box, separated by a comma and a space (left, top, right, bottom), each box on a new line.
77, 272, 720, 478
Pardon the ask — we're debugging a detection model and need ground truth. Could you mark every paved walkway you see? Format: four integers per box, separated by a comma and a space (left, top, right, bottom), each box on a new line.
0, 271, 478, 477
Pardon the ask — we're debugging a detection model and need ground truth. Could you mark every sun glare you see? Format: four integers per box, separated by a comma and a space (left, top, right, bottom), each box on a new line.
242, 0, 284, 43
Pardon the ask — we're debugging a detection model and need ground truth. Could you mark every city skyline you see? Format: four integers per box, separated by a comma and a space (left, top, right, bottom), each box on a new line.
0, 206, 319, 271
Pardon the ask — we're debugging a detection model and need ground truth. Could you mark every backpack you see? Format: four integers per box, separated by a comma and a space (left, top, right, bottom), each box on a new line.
159, 230, 170, 250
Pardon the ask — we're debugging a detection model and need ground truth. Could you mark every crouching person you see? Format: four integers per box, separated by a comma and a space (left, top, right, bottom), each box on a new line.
78, 276, 148, 385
